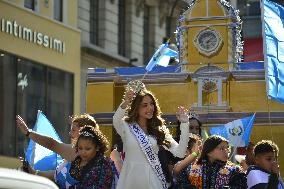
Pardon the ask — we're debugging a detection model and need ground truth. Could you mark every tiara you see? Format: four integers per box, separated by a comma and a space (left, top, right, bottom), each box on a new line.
125, 80, 146, 96
189, 110, 199, 119
80, 131, 95, 138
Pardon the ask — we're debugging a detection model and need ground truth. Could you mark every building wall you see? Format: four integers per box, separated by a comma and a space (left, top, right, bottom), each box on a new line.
86, 82, 115, 113
0, 0, 80, 168
85, 0, 284, 176
78, 0, 187, 112
229, 81, 284, 112
86, 71, 284, 175
0, 1, 81, 113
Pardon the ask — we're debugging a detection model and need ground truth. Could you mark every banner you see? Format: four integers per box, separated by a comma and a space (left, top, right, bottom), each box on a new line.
210, 114, 255, 147
25, 111, 63, 171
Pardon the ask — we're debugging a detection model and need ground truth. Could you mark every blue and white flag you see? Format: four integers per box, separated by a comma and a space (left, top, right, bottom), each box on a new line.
145, 43, 178, 71
25, 111, 63, 171
262, 0, 284, 103
210, 114, 256, 147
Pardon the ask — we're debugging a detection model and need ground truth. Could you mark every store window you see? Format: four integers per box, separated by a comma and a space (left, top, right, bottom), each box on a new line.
0, 51, 73, 157
238, 0, 260, 17
118, 0, 126, 57
143, 5, 151, 65
54, 0, 63, 22
90, 0, 100, 46
24, 0, 35, 10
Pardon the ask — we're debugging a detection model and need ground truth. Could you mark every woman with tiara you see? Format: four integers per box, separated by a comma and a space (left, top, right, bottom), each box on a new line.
113, 80, 190, 189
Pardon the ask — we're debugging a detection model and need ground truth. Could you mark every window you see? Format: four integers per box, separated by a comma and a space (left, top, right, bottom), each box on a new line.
166, 16, 171, 39
238, 0, 260, 17
118, 0, 126, 56
54, 0, 63, 22
143, 5, 151, 65
90, 0, 100, 46
0, 51, 73, 157
24, 0, 35, 10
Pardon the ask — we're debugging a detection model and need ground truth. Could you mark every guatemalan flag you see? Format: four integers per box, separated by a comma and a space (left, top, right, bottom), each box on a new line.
145, 43, 178, 71
262, 0, 284, 103
210, 114, 256, 147
25, 111, 63, 171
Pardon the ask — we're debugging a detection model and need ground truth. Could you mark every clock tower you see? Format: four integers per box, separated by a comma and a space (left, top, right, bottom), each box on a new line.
178, 0, 242, 72
177, 0, 243, 112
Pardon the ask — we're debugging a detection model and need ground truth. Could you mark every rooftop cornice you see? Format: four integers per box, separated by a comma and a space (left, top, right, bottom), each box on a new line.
231, 69, 265, 81
91, 112, 284, 126
87, 68, 265, 83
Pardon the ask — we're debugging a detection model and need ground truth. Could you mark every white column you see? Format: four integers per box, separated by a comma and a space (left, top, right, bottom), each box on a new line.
198, 79, 202, 107
217, 79, 222, 106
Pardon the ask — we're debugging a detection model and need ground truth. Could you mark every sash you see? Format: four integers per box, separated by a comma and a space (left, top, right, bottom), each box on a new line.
129, 123, 168, 189
278, 177, 284, 189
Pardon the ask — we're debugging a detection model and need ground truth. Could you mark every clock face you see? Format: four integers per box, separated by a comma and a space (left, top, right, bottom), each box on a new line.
194, 28, 222, 56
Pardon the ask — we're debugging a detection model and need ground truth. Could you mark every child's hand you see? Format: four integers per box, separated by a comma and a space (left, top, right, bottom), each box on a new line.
191, 142, 199, 153
271, 161, 280, 174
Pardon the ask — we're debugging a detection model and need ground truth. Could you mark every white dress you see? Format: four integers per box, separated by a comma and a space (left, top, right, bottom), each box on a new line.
113, 106, 189, 189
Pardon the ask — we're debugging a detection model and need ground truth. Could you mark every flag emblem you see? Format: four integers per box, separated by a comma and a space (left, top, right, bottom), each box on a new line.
229, 126, 243, 136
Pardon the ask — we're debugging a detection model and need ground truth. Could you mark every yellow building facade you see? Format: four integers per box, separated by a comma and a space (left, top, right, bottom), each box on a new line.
87, 0, 284, 175
0, 1, 80, 168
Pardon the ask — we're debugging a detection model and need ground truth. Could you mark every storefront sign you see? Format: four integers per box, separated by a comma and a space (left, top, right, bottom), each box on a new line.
1, 18, 65, 54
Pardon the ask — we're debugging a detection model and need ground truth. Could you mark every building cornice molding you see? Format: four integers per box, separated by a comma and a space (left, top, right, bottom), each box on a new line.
87, 72, 190, 83
91, 111, 284, 125
81, 44, 130, 66
87, 67, 265, 82
231, 69, 265, 81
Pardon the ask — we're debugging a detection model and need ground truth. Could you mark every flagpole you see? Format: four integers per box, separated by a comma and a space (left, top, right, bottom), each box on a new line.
261, 0, 270, 100
266, 97, 274, 141
141, 71, 149, 81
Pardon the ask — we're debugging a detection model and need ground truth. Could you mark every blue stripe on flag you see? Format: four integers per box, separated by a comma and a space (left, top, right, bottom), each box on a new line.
263, 0, 284, 103
25, 111, 63, 171
145, 43, 178, 71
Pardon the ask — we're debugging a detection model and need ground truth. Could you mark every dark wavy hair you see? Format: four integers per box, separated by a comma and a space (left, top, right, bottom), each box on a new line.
75, 125, 109, 155
176, 117, 202, 141
125, 89, 171, 147
72, 114, 99, 129
254, 140, 279, 157
197, 135, 228, 164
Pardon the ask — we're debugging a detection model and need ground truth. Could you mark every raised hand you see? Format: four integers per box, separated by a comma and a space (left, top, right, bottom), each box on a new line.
176, 106, 189, 123
121, 89, 136, 109
16, 115, 29, 136
271, 161, 280, 174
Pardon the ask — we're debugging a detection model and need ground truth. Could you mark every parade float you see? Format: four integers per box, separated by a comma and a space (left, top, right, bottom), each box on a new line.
87, 0, 284, 174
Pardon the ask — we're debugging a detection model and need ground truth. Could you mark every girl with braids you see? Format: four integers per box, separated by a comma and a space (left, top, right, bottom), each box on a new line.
55, 125, 114, 189
187, 135, 247, 189
113, 80, 190, 189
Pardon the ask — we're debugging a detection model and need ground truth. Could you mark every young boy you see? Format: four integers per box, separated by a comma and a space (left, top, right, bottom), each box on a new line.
247, 140, 283, 189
